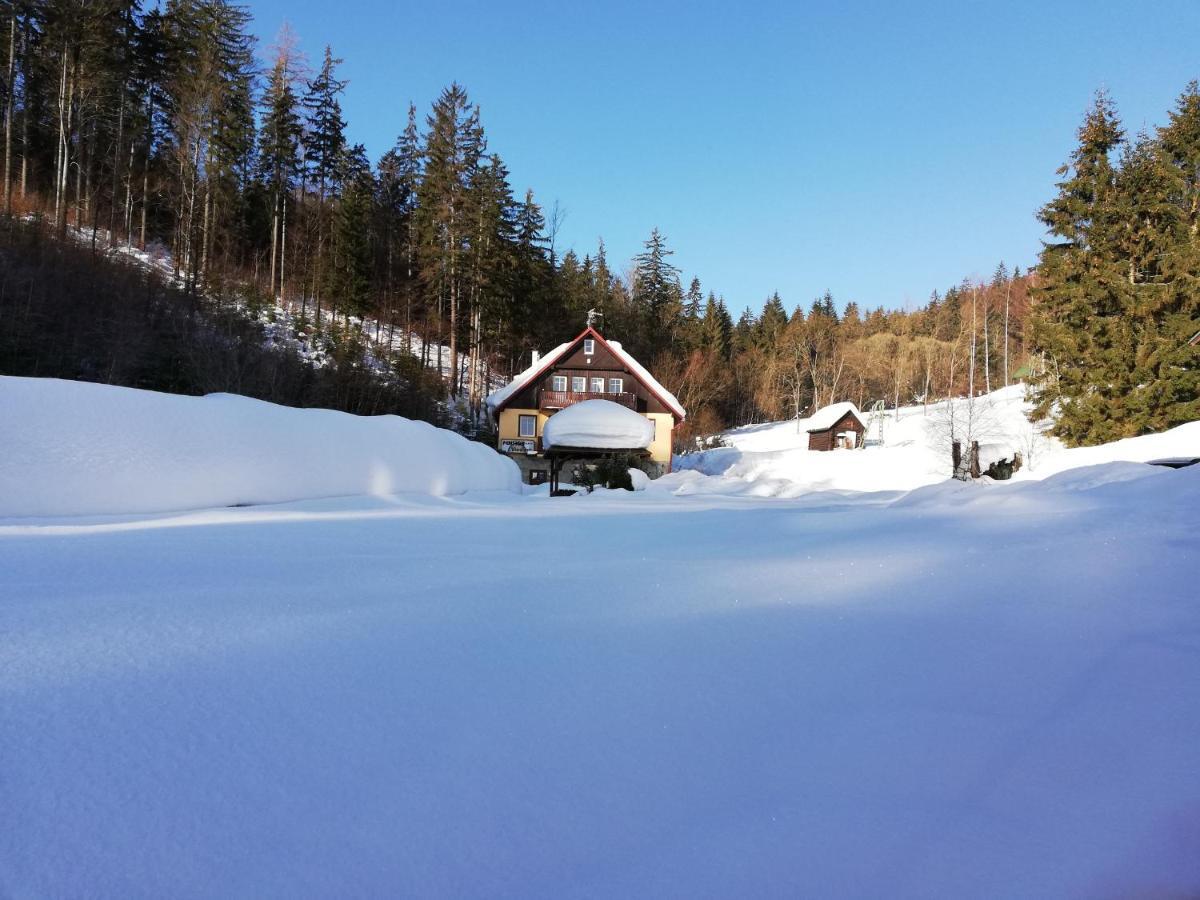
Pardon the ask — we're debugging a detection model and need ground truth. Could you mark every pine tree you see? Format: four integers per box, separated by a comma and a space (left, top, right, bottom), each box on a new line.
1141, 82, 1200, 429
632, 226, 681, 358
301, 45, 346, 320
756, 292, 787, 350
1031, 91, 1133, 444
325, 142, 372, 324
257, 30, 302, 305
416, 83, 482, 394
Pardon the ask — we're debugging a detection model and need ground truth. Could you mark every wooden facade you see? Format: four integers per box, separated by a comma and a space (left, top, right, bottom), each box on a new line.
807, 410, 865, 451
502, 337, 677, 418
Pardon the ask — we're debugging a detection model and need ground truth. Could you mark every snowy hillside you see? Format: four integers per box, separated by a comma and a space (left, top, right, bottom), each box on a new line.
0, 376, 520, 517
670, 384, 1199, 497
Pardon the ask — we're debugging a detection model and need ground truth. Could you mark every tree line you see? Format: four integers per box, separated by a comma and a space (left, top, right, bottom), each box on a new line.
617, 242, 1035, 445
1, 0, 1192, 449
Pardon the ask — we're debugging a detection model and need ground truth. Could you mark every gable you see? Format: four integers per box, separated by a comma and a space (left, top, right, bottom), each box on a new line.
489, 327, 685, 422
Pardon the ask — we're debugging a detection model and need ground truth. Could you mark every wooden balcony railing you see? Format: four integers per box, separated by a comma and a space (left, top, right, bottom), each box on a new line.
540, 390, 637, 410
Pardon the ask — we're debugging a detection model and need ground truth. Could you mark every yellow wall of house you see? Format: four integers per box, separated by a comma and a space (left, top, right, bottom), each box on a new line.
497, 408, 548, 442
646, 413, 675, 467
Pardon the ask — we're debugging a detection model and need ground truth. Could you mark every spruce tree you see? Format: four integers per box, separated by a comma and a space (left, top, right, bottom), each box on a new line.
1031, 91, 1133, 444
632, 227, 682, 358
257, 35, 302, 305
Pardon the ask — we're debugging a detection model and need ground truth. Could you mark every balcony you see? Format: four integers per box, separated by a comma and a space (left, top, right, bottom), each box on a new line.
540, 390, 637, 411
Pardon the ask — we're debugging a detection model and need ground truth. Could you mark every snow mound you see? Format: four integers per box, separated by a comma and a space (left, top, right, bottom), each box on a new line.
542, 399, 655, 450
0, 376, 520, 517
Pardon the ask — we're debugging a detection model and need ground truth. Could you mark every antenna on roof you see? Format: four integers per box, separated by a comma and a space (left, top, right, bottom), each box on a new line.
586, 308, 603, 329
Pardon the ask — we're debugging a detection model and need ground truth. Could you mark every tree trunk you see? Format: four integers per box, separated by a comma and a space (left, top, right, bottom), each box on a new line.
269, 200, 278, 299
3, 14, 15, 215
1004, 281, 1011, 388
53, 49, 70, 230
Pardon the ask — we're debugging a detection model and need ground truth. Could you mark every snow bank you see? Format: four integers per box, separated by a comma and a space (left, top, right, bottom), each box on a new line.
0, 376, 520, 517
542, 399, 655, 450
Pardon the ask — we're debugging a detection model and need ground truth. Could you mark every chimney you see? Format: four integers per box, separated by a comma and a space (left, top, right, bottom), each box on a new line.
531, 349, 540, 367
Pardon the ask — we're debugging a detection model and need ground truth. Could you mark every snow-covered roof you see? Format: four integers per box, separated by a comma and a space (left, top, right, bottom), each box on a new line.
605, 340, 686, 420
484, 340, 572, 414
805, 402, 863, 433
542, 400, 655, 451
484, 328, 686, 421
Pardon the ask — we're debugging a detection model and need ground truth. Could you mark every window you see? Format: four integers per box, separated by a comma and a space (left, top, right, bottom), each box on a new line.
608, 377, 623, 394
552, 375, 567, 392
590, 377, 604, 393
571, 376, 586, 392
583, 338, 595, 355
518, 415, 536, 438
647, 418, 657, 439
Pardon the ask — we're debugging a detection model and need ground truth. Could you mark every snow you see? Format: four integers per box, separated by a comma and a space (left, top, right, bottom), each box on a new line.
3, 376, 1200, 896
977, 441, 1019, 470
541, 398, 655, 450
0, 376, 520, 517
671, 386, 1030, 497
804, 400, 862, 432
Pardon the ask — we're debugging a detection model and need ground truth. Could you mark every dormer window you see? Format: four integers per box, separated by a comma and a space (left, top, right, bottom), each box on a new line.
583, 338, 595, 355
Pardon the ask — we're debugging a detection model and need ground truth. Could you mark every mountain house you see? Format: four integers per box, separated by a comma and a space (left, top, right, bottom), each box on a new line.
485, 326, 686, 484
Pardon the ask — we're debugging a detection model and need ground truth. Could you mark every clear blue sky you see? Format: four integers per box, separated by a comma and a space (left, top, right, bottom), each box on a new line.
244, 0, 1199, 315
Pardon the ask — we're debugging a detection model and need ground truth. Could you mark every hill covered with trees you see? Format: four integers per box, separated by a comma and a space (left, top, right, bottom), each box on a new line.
0, 0, 1193, 449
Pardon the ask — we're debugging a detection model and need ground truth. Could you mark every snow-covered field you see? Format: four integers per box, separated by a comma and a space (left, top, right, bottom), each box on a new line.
669, 385, 1198, 498
2, 377, 1199, 897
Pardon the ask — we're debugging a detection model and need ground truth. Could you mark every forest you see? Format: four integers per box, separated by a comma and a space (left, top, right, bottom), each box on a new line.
0, 0, 1193, 448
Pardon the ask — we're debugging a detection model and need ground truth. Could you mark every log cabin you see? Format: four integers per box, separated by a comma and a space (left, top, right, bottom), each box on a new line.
806, 403, 865, 451
485, 326, 686, 483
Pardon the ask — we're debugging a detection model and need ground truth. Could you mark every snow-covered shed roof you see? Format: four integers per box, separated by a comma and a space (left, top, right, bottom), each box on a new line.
484, 327, 686, 421
542, 400, 655, 451
805, 402, 864, 434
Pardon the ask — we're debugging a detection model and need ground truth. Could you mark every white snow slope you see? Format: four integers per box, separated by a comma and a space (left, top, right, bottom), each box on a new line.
0, 376, 520, 517
2, 378, 1199, 897
671, 384, 1200, 498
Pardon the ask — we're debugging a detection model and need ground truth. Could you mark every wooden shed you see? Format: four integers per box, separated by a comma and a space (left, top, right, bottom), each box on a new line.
806, 402, 865, 451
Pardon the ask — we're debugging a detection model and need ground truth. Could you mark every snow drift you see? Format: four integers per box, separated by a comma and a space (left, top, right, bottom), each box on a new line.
0, 376, 520, 517
542, 399, 655, 450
